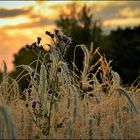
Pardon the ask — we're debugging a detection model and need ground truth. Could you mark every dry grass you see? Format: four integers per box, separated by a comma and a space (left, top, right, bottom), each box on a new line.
0, 31, 140, 139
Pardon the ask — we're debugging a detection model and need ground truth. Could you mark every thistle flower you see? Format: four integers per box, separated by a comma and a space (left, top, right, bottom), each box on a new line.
45, 31, 51, 36
54, 29, 59, 35
37, 37, 42, 44
55, 29, 62, 41
57, 122, 63, 128
45, 30, 54, 39
40, 45, 44, 50
62, 35, 72, 45
32, 42, 37, 47
57, 35, 62, 41
32, 100, 37, 109
50, 33, 54, 39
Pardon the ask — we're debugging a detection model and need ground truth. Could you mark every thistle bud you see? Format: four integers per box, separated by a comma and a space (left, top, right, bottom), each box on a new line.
32, 100, 37, 109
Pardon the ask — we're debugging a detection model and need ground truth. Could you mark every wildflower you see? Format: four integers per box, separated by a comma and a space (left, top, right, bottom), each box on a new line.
45, 30, 54, 39
57, 35, 62, 41
62, 35, 67, 43
50, 33, 54, 39
32, 100, 37, 109
40, 45, 44, 50
55, 29, 62, 41
45, 31, 51, 36
62, 35, 72, 45
37, 37, 42, 44
54, 29, 59, 35
32, 42, 37, 47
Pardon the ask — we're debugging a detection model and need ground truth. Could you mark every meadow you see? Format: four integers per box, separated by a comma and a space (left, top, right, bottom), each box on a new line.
0, 30, 140, 139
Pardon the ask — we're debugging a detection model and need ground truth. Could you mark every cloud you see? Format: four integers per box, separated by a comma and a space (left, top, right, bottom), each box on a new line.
103, 17, 140, 28
119, 7, 140, 18
0, 7, 32, 18
1, 17, 54, 30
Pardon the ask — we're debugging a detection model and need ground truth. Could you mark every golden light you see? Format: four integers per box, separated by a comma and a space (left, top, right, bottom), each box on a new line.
0, 16, 33, 27
120, 7, 140, 18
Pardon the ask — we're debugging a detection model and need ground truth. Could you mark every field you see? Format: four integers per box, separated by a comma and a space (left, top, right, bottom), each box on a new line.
0, 31, 140, 139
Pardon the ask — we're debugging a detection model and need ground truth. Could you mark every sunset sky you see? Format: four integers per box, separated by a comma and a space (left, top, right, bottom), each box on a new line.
0, 1, 140, 71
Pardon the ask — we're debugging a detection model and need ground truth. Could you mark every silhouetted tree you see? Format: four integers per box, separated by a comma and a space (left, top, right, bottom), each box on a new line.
104, 26, 140, 84
56, 3, 140, 84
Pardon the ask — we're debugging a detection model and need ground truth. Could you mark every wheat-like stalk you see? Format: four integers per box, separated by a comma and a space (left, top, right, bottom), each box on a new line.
0, 106, 16, 139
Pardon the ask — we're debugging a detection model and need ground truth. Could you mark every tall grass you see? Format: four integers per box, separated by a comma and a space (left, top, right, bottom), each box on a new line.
0, 106, 16, 139
0, 30, 140, 139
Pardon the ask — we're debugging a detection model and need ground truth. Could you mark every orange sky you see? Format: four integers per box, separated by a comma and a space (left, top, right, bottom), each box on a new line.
0, 1, 140, 72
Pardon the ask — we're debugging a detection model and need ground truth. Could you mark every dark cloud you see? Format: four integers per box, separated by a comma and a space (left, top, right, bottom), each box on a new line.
0, 7, 32, 18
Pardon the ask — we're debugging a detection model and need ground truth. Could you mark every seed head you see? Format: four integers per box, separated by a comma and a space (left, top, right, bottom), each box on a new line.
45, 31, 51, 36
54, 29, 59, 35
45, 30, 54, 39
32, 42, 37, 47
54, 29, 62, 41
50, 33, 54, 39
40, 45, 44, 50
37, 37, 42, 44
57, 122, 63, 128
62, 35, 72, 45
